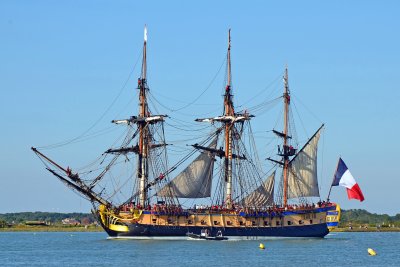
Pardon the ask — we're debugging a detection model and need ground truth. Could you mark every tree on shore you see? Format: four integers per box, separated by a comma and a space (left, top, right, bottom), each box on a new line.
0, 219, 7, 228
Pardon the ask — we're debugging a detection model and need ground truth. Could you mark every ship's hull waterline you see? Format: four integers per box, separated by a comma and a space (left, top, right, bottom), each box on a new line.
97, 205, 336, 239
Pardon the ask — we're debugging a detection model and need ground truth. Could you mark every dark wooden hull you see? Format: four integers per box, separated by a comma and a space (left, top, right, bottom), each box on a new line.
101, 221, 329, 239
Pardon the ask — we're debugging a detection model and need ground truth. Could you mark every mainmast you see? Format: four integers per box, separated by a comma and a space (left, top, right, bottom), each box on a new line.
194, 29, 252, 209
138, 25, 149, 207
224, 29, 234, 208
282, 67, 290, 207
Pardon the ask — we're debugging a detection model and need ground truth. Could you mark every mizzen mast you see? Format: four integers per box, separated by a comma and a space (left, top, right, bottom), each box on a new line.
267, 67, 294, 207
282, 67, 290, 207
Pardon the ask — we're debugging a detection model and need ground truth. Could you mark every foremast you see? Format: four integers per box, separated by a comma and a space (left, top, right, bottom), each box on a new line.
224, 29, 234, 208
138, 25, 149, 208
31, 26, 167, 210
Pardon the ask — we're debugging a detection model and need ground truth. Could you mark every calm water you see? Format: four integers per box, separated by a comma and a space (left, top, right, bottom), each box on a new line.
0, 232, 399, 266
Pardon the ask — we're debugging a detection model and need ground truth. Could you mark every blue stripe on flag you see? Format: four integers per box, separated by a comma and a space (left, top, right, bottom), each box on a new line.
332, 158, 348, 186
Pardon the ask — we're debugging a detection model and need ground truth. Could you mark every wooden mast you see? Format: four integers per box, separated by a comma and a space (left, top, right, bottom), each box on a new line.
283, 67, 290, 207
194, 29, 252, 208
327, 157, 340, 202
224, 29, 234, 208
138, 25, 149, 207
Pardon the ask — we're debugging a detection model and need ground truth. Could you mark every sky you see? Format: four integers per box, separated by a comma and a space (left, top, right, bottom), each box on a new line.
1, 1, 399, 215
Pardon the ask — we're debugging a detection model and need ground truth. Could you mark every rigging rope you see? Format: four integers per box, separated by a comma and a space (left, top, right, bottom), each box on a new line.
36, 50, 142, 150
292, 94, 324, 124
238, 71, 284, 108
147, 55, 226, 114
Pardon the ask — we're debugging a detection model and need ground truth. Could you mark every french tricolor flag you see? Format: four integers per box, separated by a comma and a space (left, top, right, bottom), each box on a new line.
332, 158, 365, 202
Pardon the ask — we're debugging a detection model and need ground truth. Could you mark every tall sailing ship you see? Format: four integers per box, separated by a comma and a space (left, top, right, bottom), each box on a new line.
32, 27, 337, 239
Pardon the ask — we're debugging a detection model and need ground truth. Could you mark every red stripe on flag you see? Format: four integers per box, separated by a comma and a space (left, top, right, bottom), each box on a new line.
346, 183, 365, 202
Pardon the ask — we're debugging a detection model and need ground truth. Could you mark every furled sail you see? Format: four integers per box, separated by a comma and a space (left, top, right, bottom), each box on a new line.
287, 127, 322, 199
156, 138, 217, 198
241, 171, 275, 207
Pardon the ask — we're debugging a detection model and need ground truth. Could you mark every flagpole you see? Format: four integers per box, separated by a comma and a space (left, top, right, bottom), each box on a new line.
327, 157, 341, 202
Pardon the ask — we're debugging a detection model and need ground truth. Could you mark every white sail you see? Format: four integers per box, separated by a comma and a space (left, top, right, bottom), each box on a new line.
287, 128, 322, 199
241, 171, 275, 207
157, 138, 217, 198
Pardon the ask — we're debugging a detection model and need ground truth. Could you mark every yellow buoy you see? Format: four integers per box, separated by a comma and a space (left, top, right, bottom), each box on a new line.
368, 248, 377, 256
259, 243, 265, 250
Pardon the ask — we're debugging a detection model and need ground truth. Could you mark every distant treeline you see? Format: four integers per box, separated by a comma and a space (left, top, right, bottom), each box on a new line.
0, 212, 96, 225
339, 209, 400, 226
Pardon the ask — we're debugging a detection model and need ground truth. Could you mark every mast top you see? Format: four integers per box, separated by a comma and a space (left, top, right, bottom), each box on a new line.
284, 66, 289, 97
141, 25, 147, 80
144, 24, 148, 43
227, 29, 232, 89
228, 28, 231, 50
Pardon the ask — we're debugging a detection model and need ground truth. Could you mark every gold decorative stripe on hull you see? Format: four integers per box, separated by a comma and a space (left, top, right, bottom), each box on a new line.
109, 224, 129, 232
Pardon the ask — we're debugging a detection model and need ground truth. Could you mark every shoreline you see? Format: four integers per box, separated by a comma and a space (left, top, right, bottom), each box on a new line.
331, 227, 400, 233
0, 226, 103, 232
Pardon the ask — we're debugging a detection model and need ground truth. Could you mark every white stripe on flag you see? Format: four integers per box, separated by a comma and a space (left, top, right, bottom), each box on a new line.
338, 169, 356, 189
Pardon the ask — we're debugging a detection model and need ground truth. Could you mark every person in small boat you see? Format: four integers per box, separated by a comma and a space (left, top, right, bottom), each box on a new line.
200, 229, 210, 237
205, 229, 210, 237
